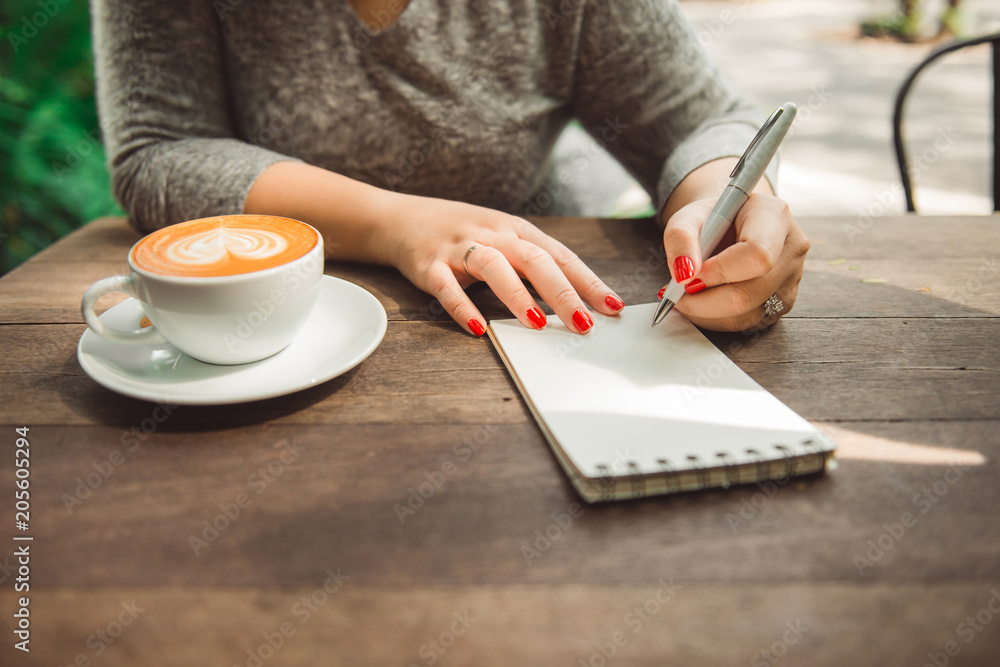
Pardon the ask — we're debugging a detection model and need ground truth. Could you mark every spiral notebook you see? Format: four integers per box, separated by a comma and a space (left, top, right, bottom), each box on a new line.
487, 303, 836, 502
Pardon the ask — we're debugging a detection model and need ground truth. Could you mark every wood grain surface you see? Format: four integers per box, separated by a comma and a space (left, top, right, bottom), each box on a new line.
1, 216, 998, 667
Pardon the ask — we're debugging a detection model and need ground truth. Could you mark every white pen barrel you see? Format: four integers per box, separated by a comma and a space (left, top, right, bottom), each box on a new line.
699, 185, 749, 259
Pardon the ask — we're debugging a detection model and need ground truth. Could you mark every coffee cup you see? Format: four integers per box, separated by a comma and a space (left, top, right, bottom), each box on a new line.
82, 214, 324, 365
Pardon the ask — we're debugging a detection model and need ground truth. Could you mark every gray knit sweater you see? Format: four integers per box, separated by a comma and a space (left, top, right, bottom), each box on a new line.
91, 0, 772, 233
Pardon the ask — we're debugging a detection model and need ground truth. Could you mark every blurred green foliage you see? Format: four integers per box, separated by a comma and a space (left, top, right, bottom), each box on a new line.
1, 0, 123, 276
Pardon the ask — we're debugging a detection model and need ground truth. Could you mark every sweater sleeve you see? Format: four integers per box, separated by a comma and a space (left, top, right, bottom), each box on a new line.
571, 0, 777, 216
91, 0, 299, 233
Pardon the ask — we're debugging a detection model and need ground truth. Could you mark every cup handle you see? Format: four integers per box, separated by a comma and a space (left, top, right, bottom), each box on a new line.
81, 275, 168, 345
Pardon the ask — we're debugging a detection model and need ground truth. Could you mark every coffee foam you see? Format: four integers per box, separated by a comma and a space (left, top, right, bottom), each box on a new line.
133, 216, 317, 277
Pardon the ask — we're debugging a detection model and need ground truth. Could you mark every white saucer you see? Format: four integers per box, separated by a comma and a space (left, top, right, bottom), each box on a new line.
77, 275, 387, 405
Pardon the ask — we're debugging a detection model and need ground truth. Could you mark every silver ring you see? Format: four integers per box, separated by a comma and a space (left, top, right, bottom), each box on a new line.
462, 244, 478, 277
763, 294, 784, 317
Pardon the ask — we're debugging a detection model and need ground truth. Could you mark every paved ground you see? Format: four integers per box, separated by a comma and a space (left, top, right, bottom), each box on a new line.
561, 0, 1000, 218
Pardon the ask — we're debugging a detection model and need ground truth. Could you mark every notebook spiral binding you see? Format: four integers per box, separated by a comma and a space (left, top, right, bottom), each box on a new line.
579, 436, 834, 502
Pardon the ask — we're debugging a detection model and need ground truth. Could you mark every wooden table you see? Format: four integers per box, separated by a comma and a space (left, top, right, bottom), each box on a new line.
1, 215, 999, 666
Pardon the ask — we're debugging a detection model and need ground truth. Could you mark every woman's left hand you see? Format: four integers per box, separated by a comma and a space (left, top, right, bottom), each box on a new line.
659, 193, 810, 332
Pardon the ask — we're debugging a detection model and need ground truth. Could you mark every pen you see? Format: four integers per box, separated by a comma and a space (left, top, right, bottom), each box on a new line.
651, 102, 798, 326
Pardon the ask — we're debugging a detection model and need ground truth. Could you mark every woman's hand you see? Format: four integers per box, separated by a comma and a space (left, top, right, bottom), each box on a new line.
383, 194, 625, 336
243, 162, 624, 337
659, 193, 809, 332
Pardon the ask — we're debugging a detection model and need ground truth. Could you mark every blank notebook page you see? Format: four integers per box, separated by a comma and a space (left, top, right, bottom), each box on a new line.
488, 303, 828, 480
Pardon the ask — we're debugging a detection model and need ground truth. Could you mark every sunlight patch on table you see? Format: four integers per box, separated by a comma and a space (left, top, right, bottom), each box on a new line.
818, 424, 987, 466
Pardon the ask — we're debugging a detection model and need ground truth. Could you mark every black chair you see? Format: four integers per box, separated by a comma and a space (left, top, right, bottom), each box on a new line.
892, 31, 1000, 212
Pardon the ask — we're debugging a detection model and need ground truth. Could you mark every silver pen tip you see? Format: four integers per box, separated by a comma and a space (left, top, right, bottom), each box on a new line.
651, 299, 675, 326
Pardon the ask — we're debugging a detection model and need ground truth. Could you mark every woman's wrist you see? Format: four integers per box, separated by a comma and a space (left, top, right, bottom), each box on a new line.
661, 157, 774, 226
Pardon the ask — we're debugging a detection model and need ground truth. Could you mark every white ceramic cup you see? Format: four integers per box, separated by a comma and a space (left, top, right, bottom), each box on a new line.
81, 215, 324, 365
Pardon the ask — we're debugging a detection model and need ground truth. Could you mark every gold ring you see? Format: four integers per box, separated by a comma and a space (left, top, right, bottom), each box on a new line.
462, 245, 478, 277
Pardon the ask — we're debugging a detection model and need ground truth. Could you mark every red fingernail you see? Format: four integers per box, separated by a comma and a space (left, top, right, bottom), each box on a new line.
673, 256, 695, 281
684, 279, 707, 295
468, 318, 486, 337
572, 309, 593, 333
605, 294, 625, 312
657, 287, 666, 300
526, 307, 547, 329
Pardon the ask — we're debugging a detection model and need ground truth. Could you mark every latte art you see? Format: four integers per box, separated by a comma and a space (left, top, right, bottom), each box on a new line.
133, 215, 317, 277
163, 228, 289, 266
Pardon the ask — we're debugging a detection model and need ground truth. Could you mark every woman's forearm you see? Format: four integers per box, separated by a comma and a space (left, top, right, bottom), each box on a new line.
243, 161, 400, 265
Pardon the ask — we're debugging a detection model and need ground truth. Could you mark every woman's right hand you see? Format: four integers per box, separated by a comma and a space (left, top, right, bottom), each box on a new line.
382, 194, 625, 336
